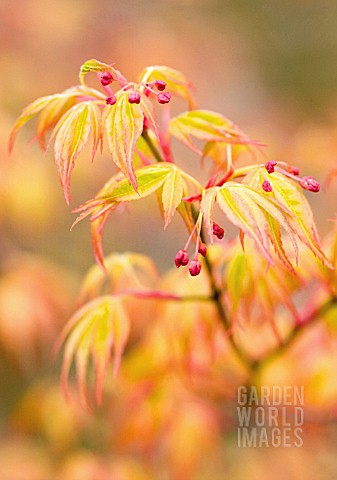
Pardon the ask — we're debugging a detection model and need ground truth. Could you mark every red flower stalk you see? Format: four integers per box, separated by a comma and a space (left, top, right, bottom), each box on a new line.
286, 165, 300, 176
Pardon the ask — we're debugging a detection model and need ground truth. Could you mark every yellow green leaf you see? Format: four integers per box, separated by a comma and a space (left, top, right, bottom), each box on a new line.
9, 85, 105, 153
263, 172, 333, 268
57, 295, 130, 406
216, 182, 274, 263
138, 65, 196, 108
104, 92, 144, 191
162, 168, 185, 229
9, 95, 61, 152
79, 58, 126, 86
226, 252, 249, 313
169, 110, 262, 154
140, 96, 160, 138
53, 102, 100, 203
202, 141, 250, 169
73, 164, 174, 266
79, 252, 159, 303
36, 96, 76, 150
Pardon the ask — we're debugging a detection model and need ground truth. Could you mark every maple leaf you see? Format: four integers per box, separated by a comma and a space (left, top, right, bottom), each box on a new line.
162, 168, 186, 229
138, 65, 196, 108
201, 182, 300, 268
52, 101, 102, 203
56, 295, 130, 407
247, 170, 334, 269
104, 92, 144, 192
79, 58, 126, 86
79, 252, 159, 303
169, 110, 263, 155
139, 95, 160, 138
73, 164, 179, 267
9, 86, 105, 153
225, 241, 303, 329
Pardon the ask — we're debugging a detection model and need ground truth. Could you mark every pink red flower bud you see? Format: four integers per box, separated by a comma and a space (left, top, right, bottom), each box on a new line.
155, 80, 167, 91
101, 72, 114, 86
212, 222, 224, 240
198, 243, 207, 257
157, 92, 171, 104
262, 180, 272, 192
189, 260, 202, 276
175, 249, 189, 268
128, 92, 141, 104
265, 161, 277, 174
106, 94, 117, 105
299, 176, 320, 192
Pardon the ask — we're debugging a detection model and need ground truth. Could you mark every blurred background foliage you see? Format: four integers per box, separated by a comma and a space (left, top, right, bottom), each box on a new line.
1, 0, 337, 478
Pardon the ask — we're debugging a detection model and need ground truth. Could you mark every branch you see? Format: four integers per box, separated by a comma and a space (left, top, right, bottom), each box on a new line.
141, 130, 164, 163
256, 295, 337, 370
112, 288, 212, 303
201, 243, 258, 374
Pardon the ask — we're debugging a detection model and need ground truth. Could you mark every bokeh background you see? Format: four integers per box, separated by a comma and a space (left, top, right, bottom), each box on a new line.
1, 0, 337, 479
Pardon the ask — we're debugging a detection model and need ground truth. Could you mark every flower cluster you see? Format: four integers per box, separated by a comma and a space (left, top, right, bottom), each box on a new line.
264, 161, 320, 193
100, 71, 171, 107
175, 218, 224, 276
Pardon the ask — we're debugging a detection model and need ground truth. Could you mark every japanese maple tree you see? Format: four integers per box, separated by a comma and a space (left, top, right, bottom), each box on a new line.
10, 59, 336, 410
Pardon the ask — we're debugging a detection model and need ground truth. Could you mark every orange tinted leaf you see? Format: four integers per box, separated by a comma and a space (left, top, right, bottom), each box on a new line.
58, 295, 130, 406
202, 141, 250, 169
53, 102, 101, 203
90, 208, 116, 270
104, 93, 144, 191
170, 110, 262, 154
265, 214, 296, 273
9, 86, 105, 153
79, 252, 159, 303
9, 95, 60, 152
36, 96, 77, 150
138, 65, 196, 108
